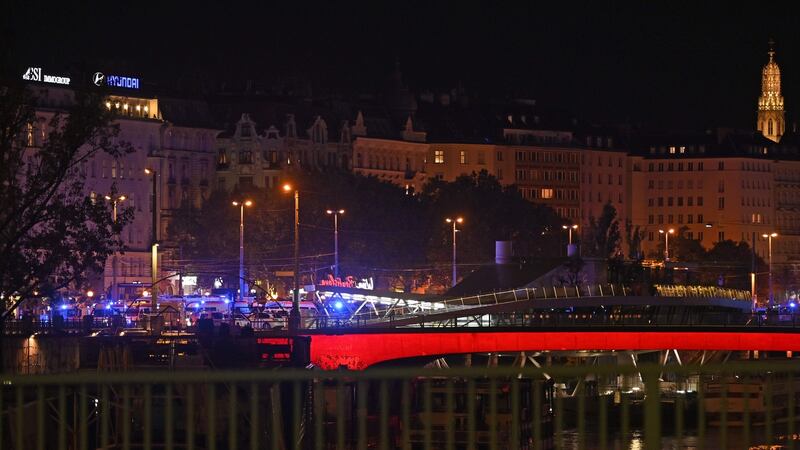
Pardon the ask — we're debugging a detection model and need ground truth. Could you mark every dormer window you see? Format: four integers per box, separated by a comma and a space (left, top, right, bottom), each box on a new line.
310, 117, 328, 144
240, 124, 252, 138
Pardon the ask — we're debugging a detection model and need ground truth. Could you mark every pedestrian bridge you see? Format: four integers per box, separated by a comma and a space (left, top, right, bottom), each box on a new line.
312, 283, 754, 328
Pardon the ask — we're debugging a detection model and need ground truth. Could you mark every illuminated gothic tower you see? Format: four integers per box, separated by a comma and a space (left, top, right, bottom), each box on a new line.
757, 40, 785, 142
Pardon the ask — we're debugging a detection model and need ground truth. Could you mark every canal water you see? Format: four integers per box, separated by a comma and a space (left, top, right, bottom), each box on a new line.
560, 428, 780, 449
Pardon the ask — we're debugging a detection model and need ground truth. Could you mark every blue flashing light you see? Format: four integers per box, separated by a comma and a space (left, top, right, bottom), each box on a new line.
201, 300, 205, 305
334, 301, 344, 310
106, 304, 112, 310
224, 299, 230, 304
60, 304, 67, 310
791, 302, 797, 308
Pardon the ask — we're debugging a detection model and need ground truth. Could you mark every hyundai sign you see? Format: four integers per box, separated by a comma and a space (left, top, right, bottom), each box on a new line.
93, 72, 140, 89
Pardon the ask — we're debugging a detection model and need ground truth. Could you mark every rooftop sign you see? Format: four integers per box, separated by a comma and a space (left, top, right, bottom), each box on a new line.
93, 72, 140, 89
318, 275, 374, 290
22, 67, 71, 85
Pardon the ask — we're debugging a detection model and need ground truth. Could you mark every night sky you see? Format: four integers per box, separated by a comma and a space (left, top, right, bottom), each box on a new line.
6, 2, 800, 131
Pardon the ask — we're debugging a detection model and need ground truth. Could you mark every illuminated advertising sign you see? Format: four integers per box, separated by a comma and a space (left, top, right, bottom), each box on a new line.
318, 275, 374, 290
93, 72, 139, 89
22, 67, 71, 85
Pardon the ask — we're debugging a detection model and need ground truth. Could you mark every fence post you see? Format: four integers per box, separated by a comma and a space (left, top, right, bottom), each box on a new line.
599, 284, 604, 296
644, 370, 661, 449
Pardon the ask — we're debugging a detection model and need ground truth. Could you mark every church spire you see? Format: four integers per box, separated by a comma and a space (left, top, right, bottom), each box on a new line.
768, 38, 775, 61
757, 39, 785, 142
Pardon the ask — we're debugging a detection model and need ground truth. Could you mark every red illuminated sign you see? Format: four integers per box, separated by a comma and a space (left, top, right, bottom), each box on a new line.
319, 275, 357, 288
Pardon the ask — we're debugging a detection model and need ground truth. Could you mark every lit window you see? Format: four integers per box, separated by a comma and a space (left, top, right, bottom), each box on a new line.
540, 188, 554, 199
460, 150, 467, 164
434, 150, 444, 164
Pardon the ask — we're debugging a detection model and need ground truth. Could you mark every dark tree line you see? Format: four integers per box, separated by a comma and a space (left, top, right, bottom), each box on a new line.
168, 170, 567, 290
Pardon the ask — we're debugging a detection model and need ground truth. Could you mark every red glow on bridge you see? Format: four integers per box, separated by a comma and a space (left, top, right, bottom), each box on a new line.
305, 331, 800, 370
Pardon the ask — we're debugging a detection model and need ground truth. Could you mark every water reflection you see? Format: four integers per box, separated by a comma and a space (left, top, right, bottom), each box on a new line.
560, 428, 775, 449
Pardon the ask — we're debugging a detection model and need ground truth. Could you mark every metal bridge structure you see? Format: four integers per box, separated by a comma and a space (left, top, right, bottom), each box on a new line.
304, 283, 800, 369
312, 283, 754, 328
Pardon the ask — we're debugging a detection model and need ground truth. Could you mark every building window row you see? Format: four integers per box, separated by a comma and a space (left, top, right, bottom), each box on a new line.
649, 145, 706, 155
515, 151, 579, 164
648, 179, 705, 190
649, 196, 703, 207
741, 161, 770, 172
555, 207, 580, 219
519, 187, 578, 201
648, 214, 704, 225
581, 173, 623, 185
648, 161, 705, 172
516, 169, 578, 183
742, 197, 771, 207
740, 179, 770, 190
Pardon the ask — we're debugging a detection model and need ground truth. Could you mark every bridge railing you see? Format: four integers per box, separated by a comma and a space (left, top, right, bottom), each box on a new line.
342, 283, 753, 325
440, 283, 630, 309
343, 283, 631, 323
654, 284, 752, 301
2, 361, 798, 449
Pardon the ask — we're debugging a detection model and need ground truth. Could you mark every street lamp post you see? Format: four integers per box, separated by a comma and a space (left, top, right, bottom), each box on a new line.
232, 200, 253, 302
763, 232, 778, 309
283, 184, 301, 332
105, 194, 126, 303
562, 224, 578, 256
144, 168, 159, 314
659, 228, 675, 262
326, 209, 345, 278
445, 217, 464, 288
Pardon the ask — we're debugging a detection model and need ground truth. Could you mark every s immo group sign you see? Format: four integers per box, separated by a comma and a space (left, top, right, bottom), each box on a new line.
22, 67, 71, 85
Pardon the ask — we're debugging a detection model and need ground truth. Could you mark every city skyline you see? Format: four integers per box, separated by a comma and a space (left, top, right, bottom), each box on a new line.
5, 2, 800, 131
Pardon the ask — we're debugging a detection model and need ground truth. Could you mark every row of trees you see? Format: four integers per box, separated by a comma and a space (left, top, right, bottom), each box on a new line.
167, 170, 569, 290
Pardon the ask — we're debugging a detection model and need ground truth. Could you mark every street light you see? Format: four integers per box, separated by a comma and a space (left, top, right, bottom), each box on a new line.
561, 224, 579, 245
326, 209, 345, 278
105, 194, 126, 303
659, 228, 675, 262
762, 232, 778, 309
144, 168, 159, 317
283, 183, 301, 332
445, 217, 464, 288
232, 200, 253, 303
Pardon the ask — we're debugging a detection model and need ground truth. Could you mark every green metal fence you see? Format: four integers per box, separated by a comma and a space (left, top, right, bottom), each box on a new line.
1, 361, 799, 449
